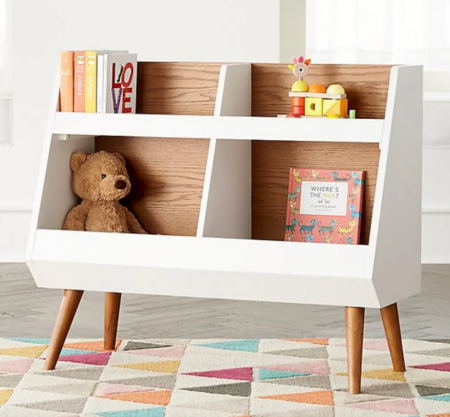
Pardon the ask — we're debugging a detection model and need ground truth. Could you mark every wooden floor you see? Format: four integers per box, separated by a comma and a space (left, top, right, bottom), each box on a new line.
0, 263, 449, 340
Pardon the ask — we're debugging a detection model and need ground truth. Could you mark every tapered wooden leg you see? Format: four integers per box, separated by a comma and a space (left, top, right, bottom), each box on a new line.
380, 303, 406, 372
345, 307, 365, 394
104, 292, 121, 350
44, 289, 84, 371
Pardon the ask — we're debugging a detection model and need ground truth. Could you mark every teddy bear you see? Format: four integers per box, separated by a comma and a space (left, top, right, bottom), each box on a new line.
63, 150, 147, 234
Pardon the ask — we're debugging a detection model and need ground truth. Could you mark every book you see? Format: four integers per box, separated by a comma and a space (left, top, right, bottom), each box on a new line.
60, 51, 74, 112
285, 169, 365, 244
97, 53, 137, 114
73, 51, 85, 112
85, 51, 97, 113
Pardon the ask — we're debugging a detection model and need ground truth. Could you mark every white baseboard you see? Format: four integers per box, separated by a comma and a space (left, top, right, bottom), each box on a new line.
0, 209, 32, 262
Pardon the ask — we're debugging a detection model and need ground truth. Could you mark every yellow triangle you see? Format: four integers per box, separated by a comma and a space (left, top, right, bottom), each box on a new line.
337, 368, 406, 382
0, 345, 46, 358
323, 99, 338, 115
114, 360, 180, 374
0, 389, 13, 405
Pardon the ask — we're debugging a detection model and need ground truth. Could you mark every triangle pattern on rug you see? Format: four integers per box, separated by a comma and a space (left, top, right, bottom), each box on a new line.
8, 338, 50, 345
263, 374, 331, 390
416, 385, 450, 397
0, 345, 46, 358
101, 389, 172, 406
412, 362, 450, 372
422, 394, 450, 402
0, 358, 33, 373
64, 340, 121, 352
184, 367, 253, 381
18, 397, 88, 413
267, 347, 328, 359
58, 348, 98, 356
183, 382, 252, 397
258, 369, 310, 381
196, 340, 260, 353
260, 390, 334, 406
59, 351, 112, 366
264, 360, 330, 375
114, 360, 180, 374
341, 368, 407, 382
287, 338, 329, 346
127, 345, 185, 359
124, 341, 172, 351
94, 408, 166, 417
42, 366, 105, 381
347, 398, 418, 414
0, 373, 24, 388
103, 375, 177, 390
95, 382, 155, 396
0, 389, 13, 405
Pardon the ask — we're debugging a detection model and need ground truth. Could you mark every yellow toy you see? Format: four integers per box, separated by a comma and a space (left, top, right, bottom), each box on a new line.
289, 56, 311, 92
323, 99, 348, 117
305, 97, 323, 117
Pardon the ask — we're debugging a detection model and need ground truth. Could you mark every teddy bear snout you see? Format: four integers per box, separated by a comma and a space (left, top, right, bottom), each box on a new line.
115, 180, 127, 190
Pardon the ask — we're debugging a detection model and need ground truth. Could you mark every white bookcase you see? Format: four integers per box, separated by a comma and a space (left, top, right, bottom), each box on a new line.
25, 61, 423, 393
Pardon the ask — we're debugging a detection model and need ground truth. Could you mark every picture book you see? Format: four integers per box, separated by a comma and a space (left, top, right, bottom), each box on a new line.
285, 169, 365, 244
60, 51, 74, 112
97, 53, 137, 114
85, 51, 97, 113
73, 51, 85, 112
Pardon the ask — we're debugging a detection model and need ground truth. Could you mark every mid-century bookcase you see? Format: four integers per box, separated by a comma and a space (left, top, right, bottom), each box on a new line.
26, 62, 423, 394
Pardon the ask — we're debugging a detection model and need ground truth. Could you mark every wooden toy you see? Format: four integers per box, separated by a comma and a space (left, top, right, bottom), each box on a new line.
305, 97, 323, 116
309, 83, 326, 94
289, 56, 311, 92
323, 98, 348, 117
350, 109, 356, 119
290, 96, 305, 116
327, 84, 346, 95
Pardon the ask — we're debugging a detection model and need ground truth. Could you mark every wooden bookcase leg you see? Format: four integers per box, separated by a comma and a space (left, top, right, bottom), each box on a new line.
380, 303, 406, 372
104, 292, 122, 350
345, 306, 365, 394
43, 289, 84, 371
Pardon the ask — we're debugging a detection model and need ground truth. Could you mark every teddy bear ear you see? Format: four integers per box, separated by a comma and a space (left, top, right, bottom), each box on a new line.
113, 152, 126, 166
70, 152, 87, 173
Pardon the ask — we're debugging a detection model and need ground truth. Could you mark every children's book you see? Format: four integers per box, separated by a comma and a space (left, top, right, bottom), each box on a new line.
97, 53, 137, 114
73, 51, 85, 112
285, 169, 365, 244
60, 51, 74, 112
85, 51, 97, 113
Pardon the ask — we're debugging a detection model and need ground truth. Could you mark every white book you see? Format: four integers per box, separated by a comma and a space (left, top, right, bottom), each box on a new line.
99, 53, 138, 114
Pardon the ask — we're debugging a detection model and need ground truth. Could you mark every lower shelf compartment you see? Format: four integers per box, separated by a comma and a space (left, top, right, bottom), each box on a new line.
27, 229, 383, 307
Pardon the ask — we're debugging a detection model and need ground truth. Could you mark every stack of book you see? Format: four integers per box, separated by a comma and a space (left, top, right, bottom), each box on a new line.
60, 50, 138, 114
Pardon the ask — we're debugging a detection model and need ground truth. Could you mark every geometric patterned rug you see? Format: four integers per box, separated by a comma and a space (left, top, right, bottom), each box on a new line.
1, 338, 450, 416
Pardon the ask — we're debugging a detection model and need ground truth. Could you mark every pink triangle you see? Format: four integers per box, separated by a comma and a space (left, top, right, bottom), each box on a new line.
128, 345, 186, 359
348, 399, 418, 414
59, 352, 111, 366
96, 383, 155, 396
185, 367, 253, 381
364, 340, 389, 351
412, 362, 450, 372
264, 360, 329, 375
0, 358, 33, 373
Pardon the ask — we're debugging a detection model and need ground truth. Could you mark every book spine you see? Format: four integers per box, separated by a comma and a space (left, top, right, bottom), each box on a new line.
97, 54, 104, 113
101, 54, 109, 113
60, 51, 74, 112
284, 168, 295, 241
354, 171, 365, 245
73, 51, 85, 112
85, 51, 97, 113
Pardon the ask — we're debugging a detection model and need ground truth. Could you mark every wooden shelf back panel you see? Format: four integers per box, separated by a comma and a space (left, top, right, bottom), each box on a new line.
137, 62, 222, 115
252, 64, 391, 243
96, 136, 210, 236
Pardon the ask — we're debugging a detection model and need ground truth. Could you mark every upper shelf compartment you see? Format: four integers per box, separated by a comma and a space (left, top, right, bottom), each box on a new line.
53, 113, 384, 143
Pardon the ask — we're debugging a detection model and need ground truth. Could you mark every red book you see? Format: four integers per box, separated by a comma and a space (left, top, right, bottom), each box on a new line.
285, 169, 365, 244
74, 51, 85, 112
60, 51, 74, 112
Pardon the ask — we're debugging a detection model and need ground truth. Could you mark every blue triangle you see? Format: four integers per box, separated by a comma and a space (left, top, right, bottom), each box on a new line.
197, 339, 260, 353
258, 369, 310, 380
423, 394, 450, 402
8, 338, 50, 345
59, 348, 98, 356
95, 407, 166, 417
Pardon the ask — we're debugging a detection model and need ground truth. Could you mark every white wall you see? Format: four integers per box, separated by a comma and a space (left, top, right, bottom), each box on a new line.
0, 0, 306, 262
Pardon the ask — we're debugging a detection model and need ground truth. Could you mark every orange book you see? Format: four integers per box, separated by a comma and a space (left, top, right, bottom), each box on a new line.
73, 51, 85, 112
60, 51, 74, 112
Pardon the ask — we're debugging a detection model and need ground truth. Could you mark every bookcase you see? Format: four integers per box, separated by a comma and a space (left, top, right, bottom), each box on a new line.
26, 62, 423, 394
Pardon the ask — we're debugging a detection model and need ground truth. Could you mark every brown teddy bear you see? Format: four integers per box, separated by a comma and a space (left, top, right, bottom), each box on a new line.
63, 151, 146, 234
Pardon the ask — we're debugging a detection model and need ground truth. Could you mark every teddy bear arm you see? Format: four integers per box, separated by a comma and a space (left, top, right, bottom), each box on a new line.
63, 204, 89, 231
124, 207, 147, 234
